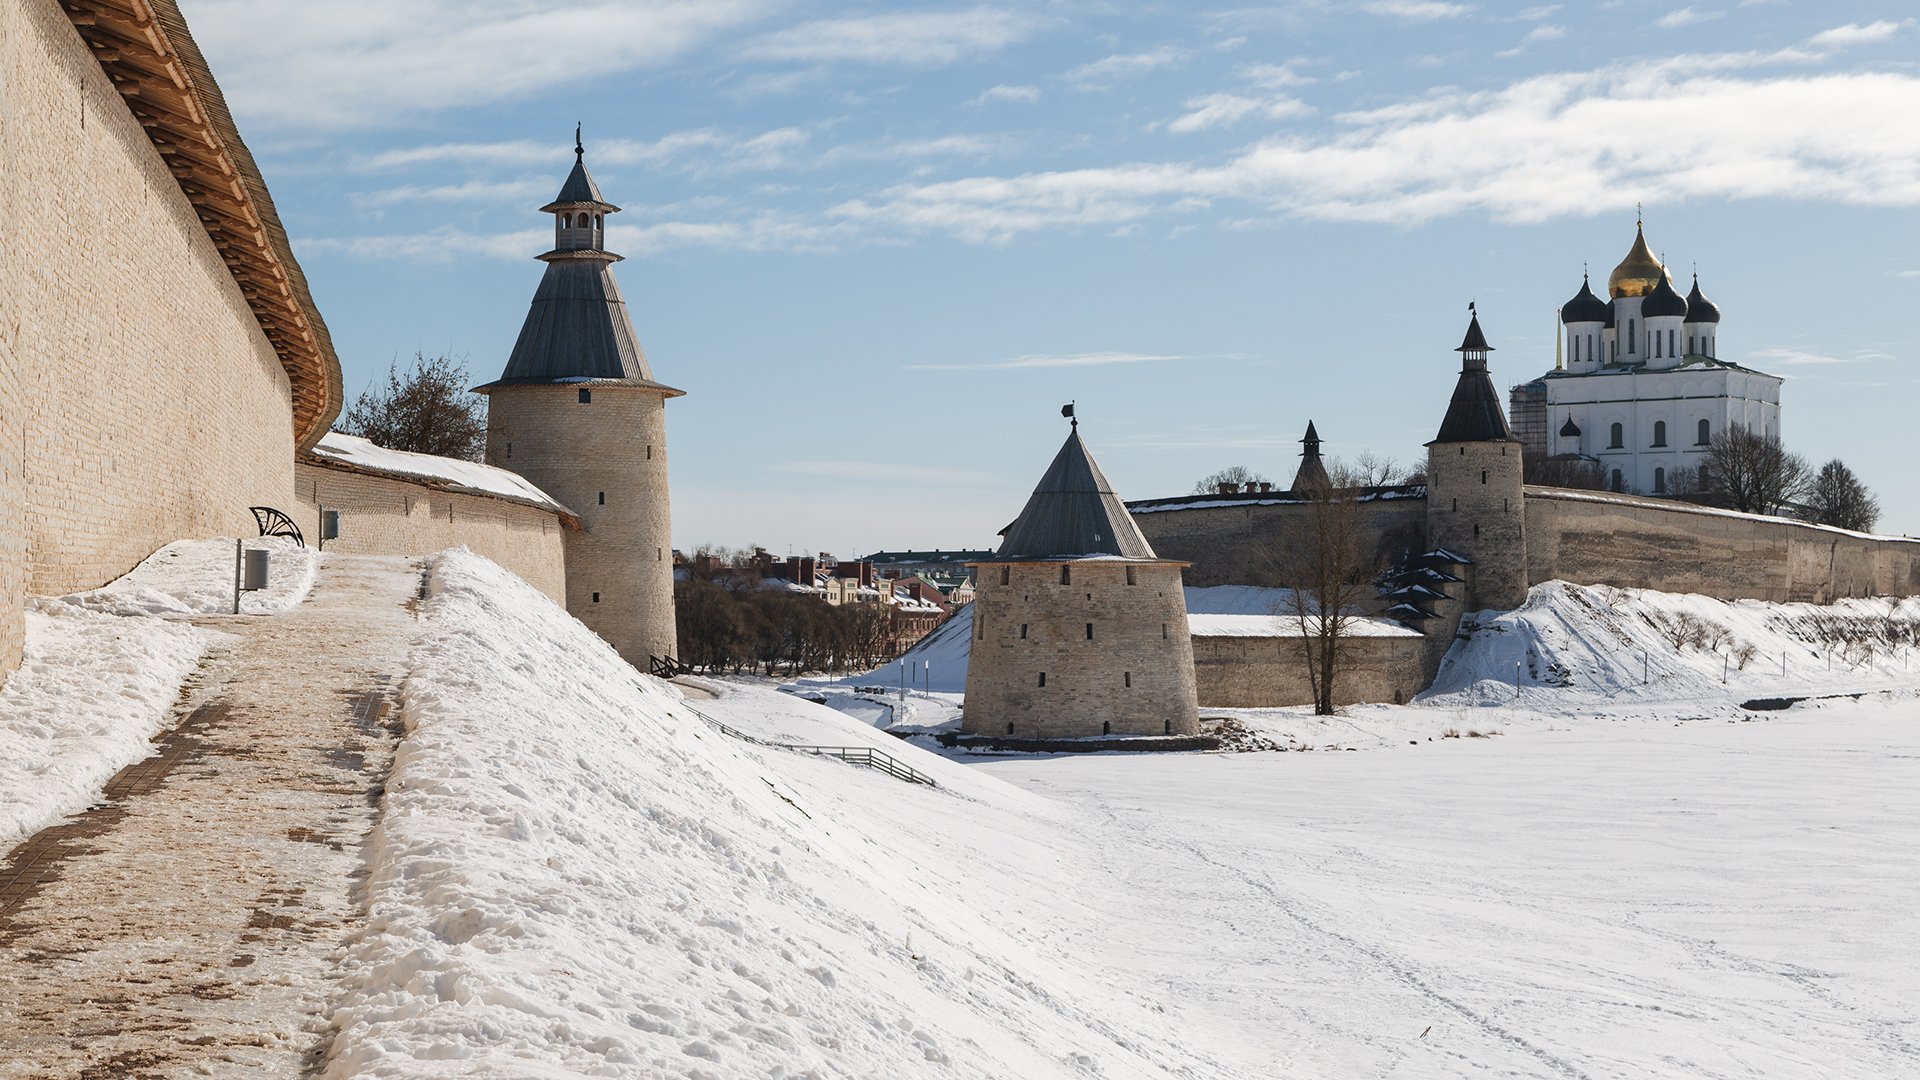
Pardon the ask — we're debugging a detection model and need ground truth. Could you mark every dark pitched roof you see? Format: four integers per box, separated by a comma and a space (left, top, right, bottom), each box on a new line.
1434, 313, 1518, 443
992, 428, 1159, 561
1641, 272, 1689, 318
479, 260, 678, 393
1561, 276, 1610, 324
541, 158, 618, 212
1457, 311, 1493, 354
1685, 274, 1721, 324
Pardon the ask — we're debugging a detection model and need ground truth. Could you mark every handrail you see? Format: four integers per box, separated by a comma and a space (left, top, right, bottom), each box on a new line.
680, 700, 938, 788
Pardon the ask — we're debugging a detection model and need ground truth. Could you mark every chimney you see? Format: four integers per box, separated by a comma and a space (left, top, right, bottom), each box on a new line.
1258, 482, 1273, 493
1216, 482, 1238, 495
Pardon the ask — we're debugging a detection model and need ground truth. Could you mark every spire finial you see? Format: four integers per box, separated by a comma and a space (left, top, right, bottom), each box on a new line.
1636, 201, 1643, 227
574, 122, 584, 162
1061, 401, 1077, 429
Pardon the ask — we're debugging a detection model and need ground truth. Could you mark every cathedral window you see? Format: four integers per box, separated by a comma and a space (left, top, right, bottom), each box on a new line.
578, 388, 591, 403
1652, 421, 1666, 447
1697, 419, 1710, 446
1610, 469, 1624, 492
1627, 319, 1635, 353
1654, 334, 1662, 359
1609, 422, 1624, 449
1688, 334, 1696, 354
1654, 467, 1667, 494
1669, 329, 1677, 356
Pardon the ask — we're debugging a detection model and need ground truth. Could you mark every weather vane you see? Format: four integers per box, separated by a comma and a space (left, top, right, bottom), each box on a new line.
1061, 401, 1077, 428
574, 122, 583, 162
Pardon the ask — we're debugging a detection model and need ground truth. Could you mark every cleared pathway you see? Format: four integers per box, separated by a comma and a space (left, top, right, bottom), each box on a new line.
0, 554, 421, 1078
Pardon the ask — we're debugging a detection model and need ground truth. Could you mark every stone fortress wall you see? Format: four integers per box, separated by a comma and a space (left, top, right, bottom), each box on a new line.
484, 385, 678, 665
1191, 633, 1428, 709
965, 561, 1200, 738
293, 462, 570, 603
1133, 496, 1428, 588
2, 0, 299, 669
1525, 489, 1920, 603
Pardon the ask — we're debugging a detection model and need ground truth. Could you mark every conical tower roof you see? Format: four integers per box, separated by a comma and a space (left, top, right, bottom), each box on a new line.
1432, 311, 1517, 444
993, 425, 1158, 561
1292, 420, 1330, 491
541, 126, 618, 212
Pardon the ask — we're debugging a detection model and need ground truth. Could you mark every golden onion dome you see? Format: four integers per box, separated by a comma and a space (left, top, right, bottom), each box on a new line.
1607, 222, 1666, 299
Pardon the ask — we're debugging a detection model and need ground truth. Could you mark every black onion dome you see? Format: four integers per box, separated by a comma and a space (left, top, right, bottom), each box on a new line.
1559, 416, 1581, 437
1641, 273, 1689, 318
1561, 276, 1610, 324
1685, 275, 1721, 323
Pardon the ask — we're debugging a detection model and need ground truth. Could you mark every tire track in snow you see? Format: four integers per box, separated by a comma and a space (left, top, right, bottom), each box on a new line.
1182, 844, 1598, 1080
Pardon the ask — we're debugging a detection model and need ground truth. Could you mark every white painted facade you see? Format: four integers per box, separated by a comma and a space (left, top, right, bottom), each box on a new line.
1540, 364, 1781, 497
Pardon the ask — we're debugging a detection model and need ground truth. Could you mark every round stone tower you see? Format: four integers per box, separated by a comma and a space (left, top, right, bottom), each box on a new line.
1425, 307, 1527, 614
477, 130, 683, 666
964, 415, 1199, 739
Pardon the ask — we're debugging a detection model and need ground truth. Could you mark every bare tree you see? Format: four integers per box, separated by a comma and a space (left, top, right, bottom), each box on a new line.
1193, 465, 1271, 494
1269, 464, 1389, 716
1346, 451, 1404, 488
1524, 454, 1607, 490
336, 352, 487, 461
1798, 459, 1880, 532
1704, 423, 1810, 515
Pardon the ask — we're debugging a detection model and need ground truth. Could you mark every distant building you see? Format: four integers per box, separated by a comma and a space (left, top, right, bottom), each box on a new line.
1509, 218, 1780, 497
865, 550, 994, 581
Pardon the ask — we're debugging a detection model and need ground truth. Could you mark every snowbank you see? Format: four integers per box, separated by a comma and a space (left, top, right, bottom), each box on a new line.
326, 550, 1228, 1078
56, 536, 316, 617
0, 604, 206, 847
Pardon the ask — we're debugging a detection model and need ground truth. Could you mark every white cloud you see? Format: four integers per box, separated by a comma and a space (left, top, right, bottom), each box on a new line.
905, 352, 1206, 371
1806, 19, 1913, 50
357, 127, 815, 175
829, 53, 1920, 243
1498, 24, 1568, 57
1360, 1, 1474, 21
1162, 93, 1312, 135
970, 84, 1041, 105
1892, 269, 1920, 278
1517, 5, 1562, 20
352, 178, 553, 207
178, 0, 775, 131
741, 7, 1039, 65
1751, 347, 1891, 367
1214, 36, 1249, 51
301, 213, 850, 261
1065, 46, 1190, 88
1655, 8, 1724, 30
1237, 61, 1316, 89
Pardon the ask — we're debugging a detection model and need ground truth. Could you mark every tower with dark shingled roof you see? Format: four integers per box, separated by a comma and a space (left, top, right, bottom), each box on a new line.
1425, 308, 1528, 613
477, 132, 683, 667
1291, 420, 1330, 492
963, 416, 1199, 740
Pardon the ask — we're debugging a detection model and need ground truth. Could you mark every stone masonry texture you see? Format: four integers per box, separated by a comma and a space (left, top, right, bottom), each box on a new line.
1191, 633, 1428, 709
1, 1, 296, 677
294, 462, 569, 603
484, 384, 677, 665
965, 561, 1200, 738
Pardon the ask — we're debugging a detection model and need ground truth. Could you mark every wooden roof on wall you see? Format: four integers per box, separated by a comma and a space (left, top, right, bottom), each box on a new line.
61, 0, 343, 452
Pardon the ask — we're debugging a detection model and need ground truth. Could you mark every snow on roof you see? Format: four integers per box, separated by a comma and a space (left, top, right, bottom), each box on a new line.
309, 433, 576, 520
1187, 613, 1421, 639
1129, 486, 1425, 514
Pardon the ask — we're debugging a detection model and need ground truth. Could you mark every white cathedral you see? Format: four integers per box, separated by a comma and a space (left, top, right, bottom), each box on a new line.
1509, 219, 1782, 497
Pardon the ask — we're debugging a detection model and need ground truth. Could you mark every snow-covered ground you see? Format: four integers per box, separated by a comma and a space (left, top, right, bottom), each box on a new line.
0, 537, 317, 846
331, 553, 1920, 1077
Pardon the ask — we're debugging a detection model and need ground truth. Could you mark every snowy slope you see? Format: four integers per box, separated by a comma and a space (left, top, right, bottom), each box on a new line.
1427, 580, 1920, 706
324, 551, 1236, 1079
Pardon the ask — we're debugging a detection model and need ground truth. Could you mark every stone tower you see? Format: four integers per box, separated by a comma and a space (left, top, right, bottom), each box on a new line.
1425, 307, 1527, 613
1291, 419, 1330, 492
477, 130, 683, 665
964, 415, 1199, 739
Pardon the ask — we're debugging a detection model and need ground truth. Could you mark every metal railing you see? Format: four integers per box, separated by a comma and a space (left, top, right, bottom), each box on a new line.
682, 701, 938, 788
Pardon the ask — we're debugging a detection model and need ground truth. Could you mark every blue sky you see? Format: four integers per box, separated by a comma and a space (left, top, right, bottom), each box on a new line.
177, 0, 1920, 553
